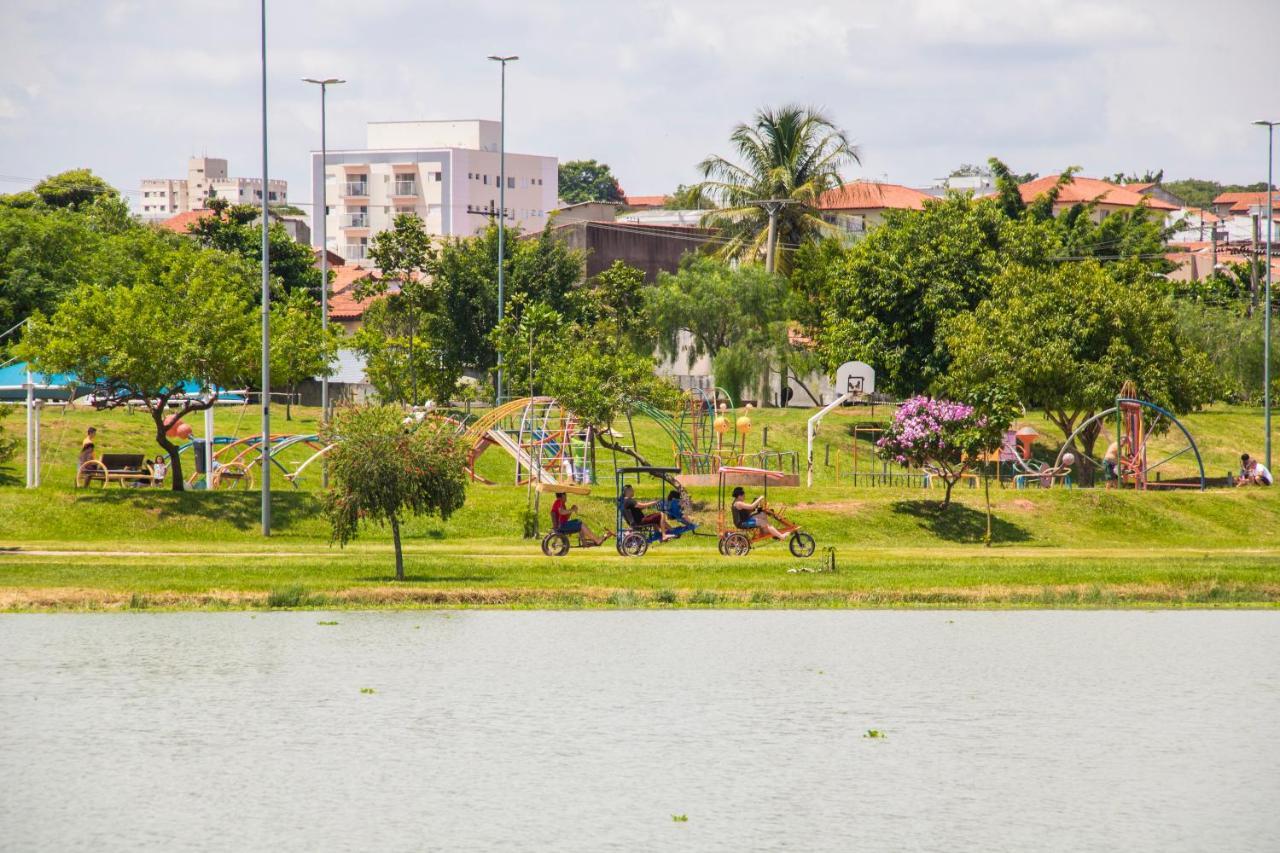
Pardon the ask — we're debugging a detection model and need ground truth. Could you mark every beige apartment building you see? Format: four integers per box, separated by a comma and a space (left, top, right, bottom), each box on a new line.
139, 156, 287, 219
311, 120, 557, 263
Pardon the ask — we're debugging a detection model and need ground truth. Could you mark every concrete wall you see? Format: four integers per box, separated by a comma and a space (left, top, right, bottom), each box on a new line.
546, 220, 708, 282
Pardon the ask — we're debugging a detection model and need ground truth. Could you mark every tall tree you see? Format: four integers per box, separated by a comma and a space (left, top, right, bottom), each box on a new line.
269, 288, 340, 421
645, 255, 791, 404
32, 168, 118, 209
183, 197, 321, 297
941, 261, 1217, 460
361, 212, 437, 406
19, 235, 258, 489
696, 104, 858, 272
558, 159, 624, 204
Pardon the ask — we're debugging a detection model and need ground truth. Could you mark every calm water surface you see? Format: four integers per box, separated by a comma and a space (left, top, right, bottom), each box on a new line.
1, 611, 1277, 852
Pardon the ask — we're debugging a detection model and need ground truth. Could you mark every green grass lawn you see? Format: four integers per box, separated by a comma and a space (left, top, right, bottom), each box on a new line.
1, 401, 1277, 610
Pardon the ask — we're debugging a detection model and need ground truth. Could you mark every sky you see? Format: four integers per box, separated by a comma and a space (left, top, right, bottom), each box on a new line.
2, 0, 1278, 212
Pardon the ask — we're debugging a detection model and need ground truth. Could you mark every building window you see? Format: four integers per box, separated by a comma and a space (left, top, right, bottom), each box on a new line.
507, 177, 514, 189
483, 175, 489, 185
433, 171, 442, 181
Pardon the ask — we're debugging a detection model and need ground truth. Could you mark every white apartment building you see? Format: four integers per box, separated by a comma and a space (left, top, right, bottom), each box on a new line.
139, 156, 287, 218
310, 120, 558, 263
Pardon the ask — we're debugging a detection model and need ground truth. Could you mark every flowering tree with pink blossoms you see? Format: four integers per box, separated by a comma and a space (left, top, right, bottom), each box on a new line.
876, 396, 988, 510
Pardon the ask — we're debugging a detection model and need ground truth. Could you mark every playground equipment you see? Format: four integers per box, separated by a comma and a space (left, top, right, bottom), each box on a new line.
1053, 387, 1206, 490
716, 466, 816, 558
677, 387, 735, 456
613, 466, 699, 557
464, 396, 591, 486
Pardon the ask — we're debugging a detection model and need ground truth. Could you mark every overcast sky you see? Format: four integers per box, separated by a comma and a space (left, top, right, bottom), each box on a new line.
2, 0, 1277, 211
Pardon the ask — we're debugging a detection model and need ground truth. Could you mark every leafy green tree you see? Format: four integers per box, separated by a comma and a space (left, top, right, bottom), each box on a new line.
0, 406, 19, 467
322, 405, 467, 581
268, 288, 339, 420
361, 212, 437, 405
351, 298, 459, 407
1108, 169, 1163, 185
568, 259, 653, 350
431, 224, 584, 380
696, 104, 858, 272
664, 184, 711, 209
941, 261, 1217, 461
0, 206, 103, 347
646, 255, 790, 403
957, 387, 1019, 544
558, 159, 624, 204
818, 194, 1052, 395
19, 237, 259, 489
33, 168, 118, 209
183, 197, 321, 297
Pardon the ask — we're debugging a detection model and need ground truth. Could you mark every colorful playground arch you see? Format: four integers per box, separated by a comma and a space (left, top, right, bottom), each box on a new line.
463, 397, 592, 486
1053, 396, 1206, 490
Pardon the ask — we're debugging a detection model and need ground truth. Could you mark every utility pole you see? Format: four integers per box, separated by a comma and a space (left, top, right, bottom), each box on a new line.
487, 55, 518, 404
1254, 119, 1278, 470
1252, 213, 1261, 316
303, 76, 345, 489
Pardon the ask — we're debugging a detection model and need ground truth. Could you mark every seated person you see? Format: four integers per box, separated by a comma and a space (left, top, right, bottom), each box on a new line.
664, 489, 697, 532
621, 484, 674, 541
551, 492, 609, 546
1237, 453, 1273, 487
730, 486, 788, 541
1102, 437, 1129, 482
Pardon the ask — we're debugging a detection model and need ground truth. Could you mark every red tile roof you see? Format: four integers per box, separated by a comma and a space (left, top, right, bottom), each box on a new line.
1018, 175, 1178, 211
1122, 181, 1156, 193
1217, 191, 1280, 214
328, 267, 381, 321
817, 181, 933, 211
158, 209, 216, 234
624, 195, 667, 208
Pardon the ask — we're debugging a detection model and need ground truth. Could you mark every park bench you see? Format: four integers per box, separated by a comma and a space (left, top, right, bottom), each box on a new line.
76, 453, 160, 488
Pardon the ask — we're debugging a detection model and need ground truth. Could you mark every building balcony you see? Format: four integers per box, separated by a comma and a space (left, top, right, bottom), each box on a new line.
392, 181, 418, 197
340, 213, 369, 228
341, 182, 369, 198
342, 244, 367, 260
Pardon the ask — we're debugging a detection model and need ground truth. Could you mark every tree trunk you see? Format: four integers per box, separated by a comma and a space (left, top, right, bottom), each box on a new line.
941, 476, 955, 510
596, 429, 650, 467
983, 465, 993, 547
390, 514, 404, 581
285, 385, 293, 422
151, 408, 184, 491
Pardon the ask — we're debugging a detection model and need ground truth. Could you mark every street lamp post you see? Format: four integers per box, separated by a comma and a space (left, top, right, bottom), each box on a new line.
1254, 119, 1277, 470
303, 76, 345, 488
259, 0, 271, 536
487, 54, 518, 404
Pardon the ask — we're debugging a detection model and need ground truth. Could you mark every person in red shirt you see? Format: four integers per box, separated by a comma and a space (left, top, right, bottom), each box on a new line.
551, 492, 610, 546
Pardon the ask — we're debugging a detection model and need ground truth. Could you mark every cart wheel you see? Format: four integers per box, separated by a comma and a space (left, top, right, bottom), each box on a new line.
723, 531, 751, 557
541, 532, 570, 557
789, 531, 816, 558
619, 531, 649, 558
76, 460, 106, 488
717, 534, 727, 556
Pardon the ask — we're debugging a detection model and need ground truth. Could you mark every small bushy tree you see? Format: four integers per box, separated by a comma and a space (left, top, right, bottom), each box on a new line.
268, 288, 339, 421
0, 406, 19, 466
876, 396, 990, 510
322, 405, 468, 581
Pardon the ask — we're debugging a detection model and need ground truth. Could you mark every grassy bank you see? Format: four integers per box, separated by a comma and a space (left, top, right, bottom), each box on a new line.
1, 402, 1277, 610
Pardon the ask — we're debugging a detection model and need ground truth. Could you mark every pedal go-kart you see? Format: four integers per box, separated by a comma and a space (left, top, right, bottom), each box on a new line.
539, 483, 609, 557
614, 466, 699, 557
716, 465, 816, 558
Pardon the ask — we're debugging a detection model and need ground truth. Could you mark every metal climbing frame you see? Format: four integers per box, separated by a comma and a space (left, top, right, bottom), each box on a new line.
1053, 396, 1206, 490
463, 396, 591, 486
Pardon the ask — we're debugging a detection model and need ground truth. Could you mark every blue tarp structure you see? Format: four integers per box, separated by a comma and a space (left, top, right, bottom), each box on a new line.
0, 361, 83, 401
0, 362, 245, 403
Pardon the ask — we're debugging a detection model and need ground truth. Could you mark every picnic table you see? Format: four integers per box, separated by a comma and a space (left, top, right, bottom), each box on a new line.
76, 453, 162, 488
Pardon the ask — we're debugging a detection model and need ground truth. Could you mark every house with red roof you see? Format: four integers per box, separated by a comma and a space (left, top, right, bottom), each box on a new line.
816, 181, 935, 235
1211, 190, 1280, 219
1016, 174, 1179, 222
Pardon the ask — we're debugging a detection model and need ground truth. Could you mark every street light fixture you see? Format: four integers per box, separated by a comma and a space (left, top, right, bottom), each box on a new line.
303, 77, 345, 487
487, 54, 518, 404
1254, 119, 1277, 469
259, 0, 271, 536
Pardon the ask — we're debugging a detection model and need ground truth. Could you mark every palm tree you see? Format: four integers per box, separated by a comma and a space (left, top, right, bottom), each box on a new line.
697, 105, 859, 272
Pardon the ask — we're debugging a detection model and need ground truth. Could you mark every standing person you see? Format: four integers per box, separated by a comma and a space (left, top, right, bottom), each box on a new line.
550, 491, 609, 546
78, 427, 97, 468
731, 486, 788, 541
1237, 453, 1273, 486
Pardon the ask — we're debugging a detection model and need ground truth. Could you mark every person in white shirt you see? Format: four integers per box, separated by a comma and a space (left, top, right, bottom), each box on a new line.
1237, 453, 1273, 487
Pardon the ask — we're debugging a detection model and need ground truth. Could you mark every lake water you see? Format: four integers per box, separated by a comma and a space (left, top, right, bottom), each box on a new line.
1, 611, 1277, 852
